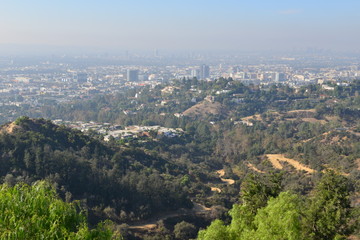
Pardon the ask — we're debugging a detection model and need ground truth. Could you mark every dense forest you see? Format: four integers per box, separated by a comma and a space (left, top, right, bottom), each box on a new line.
1, 79, 360, 239
0, 117, 192, 223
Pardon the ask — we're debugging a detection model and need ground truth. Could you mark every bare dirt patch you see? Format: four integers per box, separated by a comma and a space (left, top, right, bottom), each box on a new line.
266, 154, 315, 173
183, 101, 225, 118
1, 122, 20, 134
266, 156, 283, 170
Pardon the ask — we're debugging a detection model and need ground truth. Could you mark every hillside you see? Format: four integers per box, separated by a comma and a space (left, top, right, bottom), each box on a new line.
0, 117, 193, 226
182, 100, 227, 119
1, 79, 360, 239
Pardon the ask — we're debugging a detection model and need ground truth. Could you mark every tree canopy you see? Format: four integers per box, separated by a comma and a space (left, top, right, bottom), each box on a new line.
0, 181, 120, 239
198, 171, 356, 240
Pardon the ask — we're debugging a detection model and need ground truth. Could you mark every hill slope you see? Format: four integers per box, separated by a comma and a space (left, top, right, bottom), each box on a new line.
0, 117, 192, 224
183, 100, 227, 119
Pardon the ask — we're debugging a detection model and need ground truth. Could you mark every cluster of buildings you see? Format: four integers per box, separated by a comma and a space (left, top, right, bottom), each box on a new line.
52, 119, 183, 141
0, 54, 359, 122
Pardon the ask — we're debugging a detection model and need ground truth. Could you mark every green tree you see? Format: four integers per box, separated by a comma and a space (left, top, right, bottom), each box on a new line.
197, 220, 229, 240
0, 181, 119, 239
198, 192, 304, 240
304, 170, 353, 240
226, 204, 254, 239
240, 173, 282, 215
253, 192, 303, 240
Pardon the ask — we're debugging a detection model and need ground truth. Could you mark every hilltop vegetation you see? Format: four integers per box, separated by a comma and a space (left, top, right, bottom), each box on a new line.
1, 78, 360, 239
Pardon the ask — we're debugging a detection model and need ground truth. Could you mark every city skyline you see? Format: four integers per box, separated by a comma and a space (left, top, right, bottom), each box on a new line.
1, 0, 360, 54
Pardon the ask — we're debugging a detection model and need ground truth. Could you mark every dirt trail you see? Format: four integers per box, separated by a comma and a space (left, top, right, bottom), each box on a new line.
242, 114, 261, 121
302, 131, 331, 143
216, 169, 235, 185
128, 202, 212, 230
287, 109, 316, 114
266, 154, 315, 173
301, 118, 327, 124
246, 163, 265, 173
217, 169, 225, 177
130, 170, 235, 231
211, 187, 221, 193
128, 223, 157, 230
192, 202, 212, 212
302, 129, 360, 143
266, 154, 350, 176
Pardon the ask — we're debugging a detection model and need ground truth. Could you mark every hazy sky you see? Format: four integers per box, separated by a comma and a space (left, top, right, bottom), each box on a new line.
1, 0, 360, 53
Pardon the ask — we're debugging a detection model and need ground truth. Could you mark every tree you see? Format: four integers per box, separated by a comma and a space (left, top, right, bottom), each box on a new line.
173, 221, 197, 240
240, 173, 282, 215
197, 220, 229, 240
198, 192, 304, 240
0, 181, 120, 239
253, 192, 303, 240
226, 204, 255, 239
304, 170, 353, 240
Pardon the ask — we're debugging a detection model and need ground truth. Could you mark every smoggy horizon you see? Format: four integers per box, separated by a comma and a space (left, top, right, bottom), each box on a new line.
1, 0, 360, 55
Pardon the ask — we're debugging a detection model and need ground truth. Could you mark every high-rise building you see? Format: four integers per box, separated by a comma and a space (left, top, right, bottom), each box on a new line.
274, 72, 280, 82
200, 64, 210, 79
191, 69, 200, 79
127, 69, 139, 82
139, 74, 149, 81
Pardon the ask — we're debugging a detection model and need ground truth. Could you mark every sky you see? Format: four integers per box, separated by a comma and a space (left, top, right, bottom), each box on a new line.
1, 0, 360, 54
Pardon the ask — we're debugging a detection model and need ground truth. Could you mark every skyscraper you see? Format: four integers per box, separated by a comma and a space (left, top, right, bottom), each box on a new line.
127, 69, 139, 82
200, 64, 210, 79
191, 69, 200, 79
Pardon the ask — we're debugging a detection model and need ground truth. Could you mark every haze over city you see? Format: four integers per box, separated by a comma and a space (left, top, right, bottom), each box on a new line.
1, 0, 360, 55
2, 1, 360, 240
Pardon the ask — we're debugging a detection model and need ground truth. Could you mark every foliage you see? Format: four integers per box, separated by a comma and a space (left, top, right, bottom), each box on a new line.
0, 118, 192, 222
197, 219, 229, 240
253, 192, 303, 240
240, 173, 282, 215
0, 181, 118, 239
1, 79, 360, 239
304, 170, 354, 240
173, 221, 197, 240
198, 171, 356, 240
